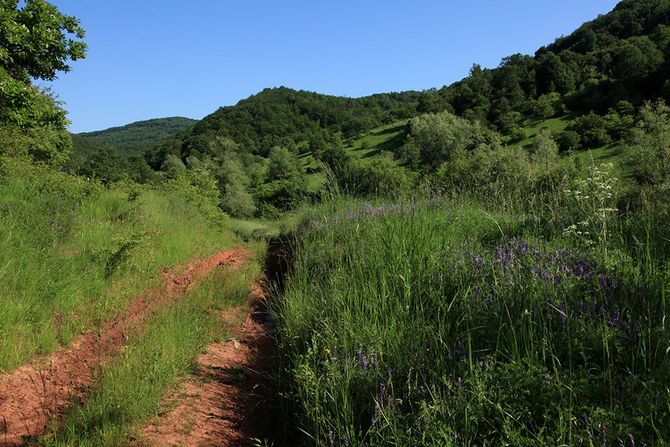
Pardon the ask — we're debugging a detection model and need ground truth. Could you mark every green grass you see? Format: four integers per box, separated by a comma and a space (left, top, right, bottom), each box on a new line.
507, 116, 570, 150
275, 196, 670, 446
567, 143, 636, 186
229, 217, 282, 240
41, 261, 260, 446
298, 151, 327, 192
343, 121, 408, 160
298, 121, 408, 192
0, 157, 235, 371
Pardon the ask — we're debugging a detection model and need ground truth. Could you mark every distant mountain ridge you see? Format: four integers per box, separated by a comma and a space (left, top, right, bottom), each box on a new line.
76, 117, 197, 156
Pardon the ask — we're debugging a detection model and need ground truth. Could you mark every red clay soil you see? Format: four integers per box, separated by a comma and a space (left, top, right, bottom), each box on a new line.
136, 280, 276, 447
0, 247, 249, 447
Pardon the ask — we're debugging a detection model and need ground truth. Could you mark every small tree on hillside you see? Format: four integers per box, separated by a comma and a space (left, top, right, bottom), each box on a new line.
404, 111, 500, 171
634, 100, 670, 188
218, 152, 256, 217
531, 129, 559, 170
267, 146, 303, 182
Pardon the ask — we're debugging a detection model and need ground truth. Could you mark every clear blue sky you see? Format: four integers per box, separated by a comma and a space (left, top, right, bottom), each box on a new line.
44, 1, 620, 133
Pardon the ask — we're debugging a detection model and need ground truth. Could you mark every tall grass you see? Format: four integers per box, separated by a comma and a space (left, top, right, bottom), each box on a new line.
276, 195, 670, 446
0, 157, 234, 371
41, 261, 260, 446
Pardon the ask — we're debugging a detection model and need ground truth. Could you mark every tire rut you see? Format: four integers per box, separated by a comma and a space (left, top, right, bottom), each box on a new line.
135, 280, 276, 447
0, 247, 249, 447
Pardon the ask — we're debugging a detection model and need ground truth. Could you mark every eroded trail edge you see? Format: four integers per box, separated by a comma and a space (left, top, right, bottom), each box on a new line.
137, 280, 276, 447
0, 247, 249, 447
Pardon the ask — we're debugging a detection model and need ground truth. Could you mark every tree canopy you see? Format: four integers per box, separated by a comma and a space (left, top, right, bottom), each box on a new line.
0, 0, 86, 166
0, 0, 86, 81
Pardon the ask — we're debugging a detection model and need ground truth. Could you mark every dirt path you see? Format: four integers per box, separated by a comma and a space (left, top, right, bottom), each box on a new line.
136, 280, 276, 447
0, 247, 249, 447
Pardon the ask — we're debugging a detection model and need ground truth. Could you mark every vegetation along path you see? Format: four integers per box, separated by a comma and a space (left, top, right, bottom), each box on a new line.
0, 247, 249, 446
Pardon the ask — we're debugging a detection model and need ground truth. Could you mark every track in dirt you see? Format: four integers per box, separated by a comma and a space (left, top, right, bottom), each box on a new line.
136, 280, 276, 447
0, 247, 249, 447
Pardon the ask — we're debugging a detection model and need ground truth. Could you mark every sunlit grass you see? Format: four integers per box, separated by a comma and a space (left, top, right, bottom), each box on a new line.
0, 157, 234, 371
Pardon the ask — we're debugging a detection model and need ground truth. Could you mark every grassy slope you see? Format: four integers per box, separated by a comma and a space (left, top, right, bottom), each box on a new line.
0, 158, 235, 371
341, 116, 636, 188
300, 121, 408, 191
343, 121, 408, 159
507, 116, 570, 149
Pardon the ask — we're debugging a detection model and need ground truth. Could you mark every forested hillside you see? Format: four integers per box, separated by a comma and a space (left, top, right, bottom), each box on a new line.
76, 116, 196, 155
172, 87, 420, 157
123, 0, 668, 221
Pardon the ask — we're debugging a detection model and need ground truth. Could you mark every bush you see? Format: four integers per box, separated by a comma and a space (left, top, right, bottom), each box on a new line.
404, 111, 500, 171
633, 100, 670, 188
255, 179, 306, 211
554, 130, 582, 153
341, 154, 415, 198
435, 144, 530, 203
165, 167, 228, 226
568, 113, 612, 148
530, 129, 559, 169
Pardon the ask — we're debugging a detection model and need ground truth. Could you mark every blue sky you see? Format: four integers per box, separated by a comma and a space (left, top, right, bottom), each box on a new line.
45, 1, 620, 133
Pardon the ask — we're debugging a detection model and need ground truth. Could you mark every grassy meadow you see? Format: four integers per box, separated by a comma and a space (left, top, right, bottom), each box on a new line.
343, 122, 409, 159
274, 186, 670, 445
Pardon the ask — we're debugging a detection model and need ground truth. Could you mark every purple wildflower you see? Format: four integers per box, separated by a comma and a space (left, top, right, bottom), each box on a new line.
558, 301, 567, 325
573, 260, 590, 279
598, 273, 611, 290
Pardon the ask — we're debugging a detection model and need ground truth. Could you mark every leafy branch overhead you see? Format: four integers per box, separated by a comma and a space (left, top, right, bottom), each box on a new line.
0, 0, 87, 166
0, 0, 86, 81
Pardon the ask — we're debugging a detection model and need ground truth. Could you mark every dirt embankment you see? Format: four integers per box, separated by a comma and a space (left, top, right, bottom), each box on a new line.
0, 247, 249, 447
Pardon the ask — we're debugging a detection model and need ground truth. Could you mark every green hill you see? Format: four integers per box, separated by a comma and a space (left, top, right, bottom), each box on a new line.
147, 87, 421, 165
148, 0, 670, 173
77, 117, 196, 156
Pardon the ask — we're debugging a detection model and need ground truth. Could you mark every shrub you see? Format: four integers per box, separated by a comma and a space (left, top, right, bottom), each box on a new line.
554, 130, 582, 152
568, 113, 612, 148
633, 100, 670, 188
341, 154, 415, 198
165, 167, 228, 226
404, 111, 500, 171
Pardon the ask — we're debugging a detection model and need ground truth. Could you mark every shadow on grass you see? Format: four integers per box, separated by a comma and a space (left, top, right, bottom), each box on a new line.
370, 123, 407, 137
361, 131, 407, 158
